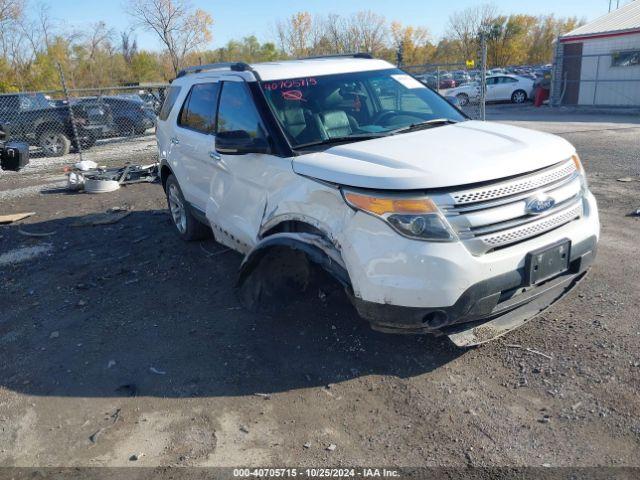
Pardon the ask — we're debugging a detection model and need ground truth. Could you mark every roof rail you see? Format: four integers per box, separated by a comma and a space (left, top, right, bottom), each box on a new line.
176, 62, 259, 79
297, 53, 373, 60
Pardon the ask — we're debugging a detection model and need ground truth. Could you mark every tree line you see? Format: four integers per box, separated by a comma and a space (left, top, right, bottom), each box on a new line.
0, 0, 582, 93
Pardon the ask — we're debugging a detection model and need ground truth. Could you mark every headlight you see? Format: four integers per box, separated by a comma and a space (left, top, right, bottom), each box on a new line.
343, 191, 457, 242
572, 153, 588, 191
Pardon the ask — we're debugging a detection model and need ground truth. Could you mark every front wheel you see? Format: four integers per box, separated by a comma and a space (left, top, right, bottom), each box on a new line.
456, 93, 469, 106
511, 90, 527, 104
39, 130, 71, 157
165, 174, 211, 241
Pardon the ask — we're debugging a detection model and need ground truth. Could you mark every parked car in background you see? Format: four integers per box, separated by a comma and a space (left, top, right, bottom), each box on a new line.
452, 71, 472, 85
0, 92, 110, 156
418, 74, 456, 90
77, 96, 155, 137
444, 74, 534, 105
137, 91, 162, 113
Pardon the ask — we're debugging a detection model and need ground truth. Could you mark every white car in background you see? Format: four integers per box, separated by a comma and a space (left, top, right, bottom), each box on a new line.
445, 74, 534, 106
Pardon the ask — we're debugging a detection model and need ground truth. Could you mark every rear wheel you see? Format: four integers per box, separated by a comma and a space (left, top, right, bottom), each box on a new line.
165, 174, 211, 241
456, 93, 469, 106
511, 89, 527, 104
117, 119, 136, 137
39, 130, 71, 157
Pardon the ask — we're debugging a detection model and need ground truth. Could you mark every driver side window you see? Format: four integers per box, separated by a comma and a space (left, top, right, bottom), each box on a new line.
217, 82, 266, 139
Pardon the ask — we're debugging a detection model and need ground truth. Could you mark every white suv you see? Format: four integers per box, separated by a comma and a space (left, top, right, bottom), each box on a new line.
156, 55, 599, 346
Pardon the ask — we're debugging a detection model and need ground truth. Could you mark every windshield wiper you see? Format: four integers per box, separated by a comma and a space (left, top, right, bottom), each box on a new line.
295, 133, 388, 150
390, 118, 458, 134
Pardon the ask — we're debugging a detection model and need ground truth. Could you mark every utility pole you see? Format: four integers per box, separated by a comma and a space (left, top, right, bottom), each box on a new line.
396, 41, 404, 68
479, 32, 487, 121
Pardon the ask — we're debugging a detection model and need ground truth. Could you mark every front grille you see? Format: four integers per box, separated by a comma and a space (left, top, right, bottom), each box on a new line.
471, 201, 582, 250
432, 159, 584, 255
450, 161, 576, 205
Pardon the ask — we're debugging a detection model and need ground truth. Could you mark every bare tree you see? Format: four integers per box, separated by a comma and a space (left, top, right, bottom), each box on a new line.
87, 22, 113, 59
347, 11, 387, 54
120, 29, 138, 64
277, 10, 388, 57
276, 11, 313, 57
0, 0, 23, 23
126, 0, 213, 74
448, 3, 497, 61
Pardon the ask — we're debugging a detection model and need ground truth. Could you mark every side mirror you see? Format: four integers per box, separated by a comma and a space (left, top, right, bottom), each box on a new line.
445, 96, 461, 108
215, 130, 270, 155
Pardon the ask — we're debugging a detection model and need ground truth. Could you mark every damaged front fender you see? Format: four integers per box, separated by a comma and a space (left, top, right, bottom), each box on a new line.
237, 232, 351, 290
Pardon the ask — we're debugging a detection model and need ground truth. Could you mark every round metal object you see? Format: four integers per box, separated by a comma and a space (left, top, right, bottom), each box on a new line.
84, 178, 120, 194
456, 93, 469, 106
168, 183, 187, 234
40, 133, 67, 156
512, 90, 527, 104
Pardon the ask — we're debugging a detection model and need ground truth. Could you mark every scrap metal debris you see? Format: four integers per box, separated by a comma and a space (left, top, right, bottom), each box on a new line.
0, 212, 35, 225
67, 163, 158, 194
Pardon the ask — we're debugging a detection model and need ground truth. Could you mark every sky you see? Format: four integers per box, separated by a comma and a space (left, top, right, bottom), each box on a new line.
38, 0, 635, 50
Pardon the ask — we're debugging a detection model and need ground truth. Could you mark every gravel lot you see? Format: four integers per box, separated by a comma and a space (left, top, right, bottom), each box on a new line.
0, 106, 639, 468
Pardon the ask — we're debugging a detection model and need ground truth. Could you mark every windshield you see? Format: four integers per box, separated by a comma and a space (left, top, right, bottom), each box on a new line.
260, 68, 466, 149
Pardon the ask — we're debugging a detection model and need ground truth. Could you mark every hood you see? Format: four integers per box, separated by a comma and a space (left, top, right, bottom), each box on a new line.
292, 120, 575, 190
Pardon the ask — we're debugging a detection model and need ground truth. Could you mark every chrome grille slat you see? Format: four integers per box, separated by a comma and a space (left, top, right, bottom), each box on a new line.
469, 197, 582, 236
474, 202, 583, 249
443, 159, 576, 207
433, 158, 584, 255
442, 171, 581, 214
448, 178, 583, 232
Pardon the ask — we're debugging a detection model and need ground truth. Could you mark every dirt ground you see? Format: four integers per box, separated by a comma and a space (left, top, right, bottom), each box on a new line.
0, 107, 639, 468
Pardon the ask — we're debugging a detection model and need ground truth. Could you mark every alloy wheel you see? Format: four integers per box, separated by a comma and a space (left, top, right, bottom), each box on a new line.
168, 184, 187, 234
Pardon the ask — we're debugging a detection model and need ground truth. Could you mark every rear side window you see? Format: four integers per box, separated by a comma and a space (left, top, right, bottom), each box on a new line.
158, 86, 182, 121
216, 82, 265, 139
178, 83, 220, 134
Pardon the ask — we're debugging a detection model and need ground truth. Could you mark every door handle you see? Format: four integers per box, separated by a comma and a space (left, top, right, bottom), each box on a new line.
170, 137, 180, 145
209, 151, 221, 161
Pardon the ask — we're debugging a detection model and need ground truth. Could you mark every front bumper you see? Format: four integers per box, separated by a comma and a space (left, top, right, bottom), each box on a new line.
341, 190, 599, 345
351, 234, 596, 343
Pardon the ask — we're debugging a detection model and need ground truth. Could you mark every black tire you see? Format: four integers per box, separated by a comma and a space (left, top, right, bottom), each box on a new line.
116, 119, 136, 137
164, 174, 211, 241
456, 93, 470, 106
74, 133, 97, 151
511, 89, 527, 104
39, 130, 71, 157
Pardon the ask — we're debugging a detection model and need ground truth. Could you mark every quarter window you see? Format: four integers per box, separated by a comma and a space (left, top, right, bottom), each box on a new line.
158, 85, 182, 121
216, 82, 266, 139
178, 83, 220, 134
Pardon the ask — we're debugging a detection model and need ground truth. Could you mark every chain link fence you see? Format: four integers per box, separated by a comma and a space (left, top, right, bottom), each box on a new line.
404, 35, 488, 120
0, 82, 168, 163
1, 45, 491, 167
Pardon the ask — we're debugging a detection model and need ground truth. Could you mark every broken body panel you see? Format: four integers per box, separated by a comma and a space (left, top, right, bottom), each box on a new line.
156, 57, 600, 346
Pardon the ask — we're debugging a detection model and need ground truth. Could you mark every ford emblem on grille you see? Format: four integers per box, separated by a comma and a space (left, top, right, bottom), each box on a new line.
525, 194, 556, 215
